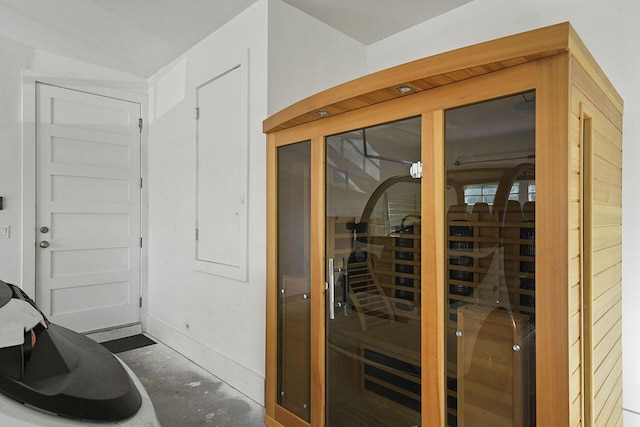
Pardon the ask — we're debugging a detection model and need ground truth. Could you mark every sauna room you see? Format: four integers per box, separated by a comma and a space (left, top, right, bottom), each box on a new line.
266, 23, 622, 427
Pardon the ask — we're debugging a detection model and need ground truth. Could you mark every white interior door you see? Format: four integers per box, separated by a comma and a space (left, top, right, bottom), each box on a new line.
35, 83, 142, 333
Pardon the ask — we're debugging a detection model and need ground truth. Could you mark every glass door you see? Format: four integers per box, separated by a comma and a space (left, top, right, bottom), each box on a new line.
325, 117, 422, 427
444, 92, 537, 426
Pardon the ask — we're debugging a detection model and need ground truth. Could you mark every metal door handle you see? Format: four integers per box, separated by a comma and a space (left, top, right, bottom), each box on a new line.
328, 259, 335, 320
328, 259, 344, 320
342, 256, 349, 310
39, 241, 49, 248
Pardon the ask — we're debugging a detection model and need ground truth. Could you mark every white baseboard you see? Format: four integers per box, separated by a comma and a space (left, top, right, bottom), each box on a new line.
146, 315, 265, 406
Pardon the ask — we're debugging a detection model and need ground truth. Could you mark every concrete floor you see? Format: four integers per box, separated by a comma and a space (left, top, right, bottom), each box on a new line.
117, 340, 266, 427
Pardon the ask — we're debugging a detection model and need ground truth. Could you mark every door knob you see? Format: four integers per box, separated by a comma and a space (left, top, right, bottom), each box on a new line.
39, 241, 49, 248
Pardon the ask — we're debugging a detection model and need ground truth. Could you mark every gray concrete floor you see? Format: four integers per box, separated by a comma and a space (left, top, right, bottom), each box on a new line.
117, 340, 266, 427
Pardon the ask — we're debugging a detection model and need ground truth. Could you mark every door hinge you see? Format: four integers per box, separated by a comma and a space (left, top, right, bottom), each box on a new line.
138, 118, 143, 132
139, 297, 143, 308
140, 177, 143, 188
139, 237, 143, 248
195, 228, 199, 241
194, 107, 200, 120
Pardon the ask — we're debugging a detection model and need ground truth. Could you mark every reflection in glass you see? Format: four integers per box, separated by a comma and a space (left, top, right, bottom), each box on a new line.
325, 117, 421, 427
277, 141, 311, 421
445, 92, 536, 426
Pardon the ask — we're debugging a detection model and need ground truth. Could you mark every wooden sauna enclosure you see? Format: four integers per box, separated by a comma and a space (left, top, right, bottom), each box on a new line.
265, 22, 623, 427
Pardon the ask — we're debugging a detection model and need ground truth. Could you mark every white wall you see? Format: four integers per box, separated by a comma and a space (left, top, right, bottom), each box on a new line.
0, 36, 32, 285
145, 1, 268, 405
144, 0, 367, 405
0, 34, 146, 290
366, 0, 640, 421
267, 0, 367, 115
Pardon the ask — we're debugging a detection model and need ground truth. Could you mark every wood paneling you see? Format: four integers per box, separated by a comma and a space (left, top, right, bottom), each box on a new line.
593, 264, 622, 300
274, 405, 311, 427
592, 205, 622, 227
422, 110, 446, 427
595, 374, 623, 427
572, 56, 623, 427
265, 133, 278, 418
536, 52, 571, 427
592, 246, 622, 277
310, 137, 326, 427
568, 37, 623, 126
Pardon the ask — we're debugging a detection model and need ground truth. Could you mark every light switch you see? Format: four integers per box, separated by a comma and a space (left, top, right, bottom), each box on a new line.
0, 226, 9, 239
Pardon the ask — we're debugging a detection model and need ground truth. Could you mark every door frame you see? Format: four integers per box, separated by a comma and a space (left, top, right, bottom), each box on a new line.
21, 71, 149, 331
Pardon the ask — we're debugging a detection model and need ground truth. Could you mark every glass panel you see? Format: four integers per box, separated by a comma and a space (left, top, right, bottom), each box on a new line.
277, 141, 311, 421
326, 117, 421, 427
445, 91, 536, 426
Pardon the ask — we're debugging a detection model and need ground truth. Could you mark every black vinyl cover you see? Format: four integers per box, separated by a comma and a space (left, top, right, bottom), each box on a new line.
0, 280, 142, 421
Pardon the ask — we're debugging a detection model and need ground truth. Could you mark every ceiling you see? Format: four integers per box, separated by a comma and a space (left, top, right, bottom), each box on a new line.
0, 0, 471, 78
280, 0, 471, 45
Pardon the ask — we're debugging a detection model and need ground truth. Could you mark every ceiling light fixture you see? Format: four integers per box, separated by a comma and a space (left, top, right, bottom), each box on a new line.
395, 85, 415, 94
